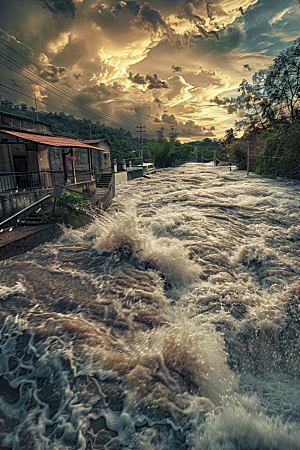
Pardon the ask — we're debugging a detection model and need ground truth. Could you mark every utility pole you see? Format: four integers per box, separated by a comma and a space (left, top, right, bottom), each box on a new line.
169, 124, 175, 140
34, 94, 39, 121
137, 125, 146, 170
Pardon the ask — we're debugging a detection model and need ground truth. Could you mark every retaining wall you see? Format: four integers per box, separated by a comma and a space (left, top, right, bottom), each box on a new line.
0, 180, 97, 221
0, 224, 62, 261
127, 168, 143, 181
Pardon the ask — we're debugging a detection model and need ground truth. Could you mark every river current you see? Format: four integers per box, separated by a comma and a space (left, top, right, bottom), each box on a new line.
1, 163, 300, 449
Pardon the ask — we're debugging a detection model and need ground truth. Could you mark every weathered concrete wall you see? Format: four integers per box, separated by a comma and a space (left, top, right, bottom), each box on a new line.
0, 189, 54, 221
115, 172, 127, 184
114, 168, 143, 185
127, 168, 143, 181
0, 224, 62, 261
0, 180, 97, 221
69, 180, 97, 195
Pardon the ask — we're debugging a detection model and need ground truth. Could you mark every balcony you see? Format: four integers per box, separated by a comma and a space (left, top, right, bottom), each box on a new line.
0, 170, 94, 192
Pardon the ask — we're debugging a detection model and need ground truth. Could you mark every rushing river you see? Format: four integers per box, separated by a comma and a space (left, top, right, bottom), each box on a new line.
1, 163, 300, 450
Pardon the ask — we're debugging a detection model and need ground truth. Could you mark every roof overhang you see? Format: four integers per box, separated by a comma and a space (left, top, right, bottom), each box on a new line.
2, 129, 106, 151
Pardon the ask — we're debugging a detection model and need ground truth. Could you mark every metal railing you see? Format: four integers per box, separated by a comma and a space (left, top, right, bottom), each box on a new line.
0, 195, 51, 229
0, 170, 93, 192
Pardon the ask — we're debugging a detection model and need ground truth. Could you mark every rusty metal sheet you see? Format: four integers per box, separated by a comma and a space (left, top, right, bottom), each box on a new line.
2, 130, 105, 151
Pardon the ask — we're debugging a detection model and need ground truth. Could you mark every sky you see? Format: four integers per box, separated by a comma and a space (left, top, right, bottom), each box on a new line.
0, 0, 299, 142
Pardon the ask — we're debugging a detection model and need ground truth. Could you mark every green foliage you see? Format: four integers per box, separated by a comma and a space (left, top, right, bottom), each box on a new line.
255, 121, 300, 179
110, 138, 141, 165
0, 104, 143, 162
226, 142, 248, 170
145, 139, 196, 168
42, 193, 90, 227
189, 138, 222, 162
41, 212, 57, 223
57, 192, 88, 210
234, 38, 300, 130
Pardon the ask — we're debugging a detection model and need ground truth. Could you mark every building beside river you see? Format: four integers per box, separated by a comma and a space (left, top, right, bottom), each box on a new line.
0, 112, 113, 219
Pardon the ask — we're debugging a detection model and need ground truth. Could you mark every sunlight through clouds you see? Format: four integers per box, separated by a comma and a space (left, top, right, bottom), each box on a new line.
0, 0, 298, 140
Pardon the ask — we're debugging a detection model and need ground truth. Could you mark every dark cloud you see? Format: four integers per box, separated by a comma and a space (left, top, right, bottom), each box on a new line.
161, 113, 176, 124
48, 64, 66, 76
210, 96, 237, 115
0, 28, 34, 60
146, 73, 169, 89
243, 64, 252, 71
128, 72, 147, 84
73, 73, 82, 80
133, 2, 169, 33
179, 2, 205, 25
111, 0, 140, 17
37, 63, 66, 83
206, 0, 215, 22
161, 113, 215, 137
36, 0, 76, 17
210, 95, 230, 105
196, 24, 220, 41
171, 65, 183, 72
129, 72, 169, 89
199, 67, 216, 76
126, 0, 141, 15
226, 104, 238, 114
81, 82, 124, 101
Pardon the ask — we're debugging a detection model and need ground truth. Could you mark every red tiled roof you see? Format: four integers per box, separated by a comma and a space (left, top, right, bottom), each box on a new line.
3, 130, 106, 151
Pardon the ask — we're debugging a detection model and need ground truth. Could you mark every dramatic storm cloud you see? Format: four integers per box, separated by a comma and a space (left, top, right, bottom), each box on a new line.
0, 0, 299, 140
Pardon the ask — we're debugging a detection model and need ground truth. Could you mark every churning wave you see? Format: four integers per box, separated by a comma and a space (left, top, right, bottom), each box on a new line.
1, 163, 300, 449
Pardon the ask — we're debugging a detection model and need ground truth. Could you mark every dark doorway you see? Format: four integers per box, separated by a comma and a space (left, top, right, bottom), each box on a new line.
14, 156, 29, 188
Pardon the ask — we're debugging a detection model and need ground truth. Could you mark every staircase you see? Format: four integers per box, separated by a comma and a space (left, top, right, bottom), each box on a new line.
97, 173, 112, 189
18, 211, 45, 226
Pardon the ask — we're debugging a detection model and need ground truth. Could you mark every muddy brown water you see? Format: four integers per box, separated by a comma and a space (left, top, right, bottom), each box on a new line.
1, 163, 300, 449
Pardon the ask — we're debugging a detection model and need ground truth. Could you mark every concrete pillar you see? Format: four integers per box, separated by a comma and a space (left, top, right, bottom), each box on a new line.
87, 148, 93, 180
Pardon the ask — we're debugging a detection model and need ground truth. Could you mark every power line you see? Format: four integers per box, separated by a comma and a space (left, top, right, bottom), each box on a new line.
137, 125, 146, 166
0, 55, 138, 128
0, 82, 137, 129
0, 39, 140, 127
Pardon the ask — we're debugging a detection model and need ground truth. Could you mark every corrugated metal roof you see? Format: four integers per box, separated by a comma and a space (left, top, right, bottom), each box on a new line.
3, 130, 106, 151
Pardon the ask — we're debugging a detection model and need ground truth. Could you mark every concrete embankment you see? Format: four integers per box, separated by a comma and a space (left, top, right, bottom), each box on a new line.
0, 180, 113, 261
0, 224, 62, 261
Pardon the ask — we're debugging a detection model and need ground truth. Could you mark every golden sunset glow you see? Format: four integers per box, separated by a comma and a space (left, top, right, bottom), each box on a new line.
0, 0, 299, 140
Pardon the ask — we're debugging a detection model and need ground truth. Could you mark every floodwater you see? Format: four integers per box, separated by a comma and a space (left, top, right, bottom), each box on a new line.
1, 163, 300, 450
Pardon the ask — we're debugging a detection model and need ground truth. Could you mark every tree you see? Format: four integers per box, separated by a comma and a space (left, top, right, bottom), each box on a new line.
190, 138, 222, 162
233, 38, 300, 131
255, 121, 300, 179
145, 139, 195, 168
264, 38, 300, 123
226, 122, 262, 172
233, 73, 271, 131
